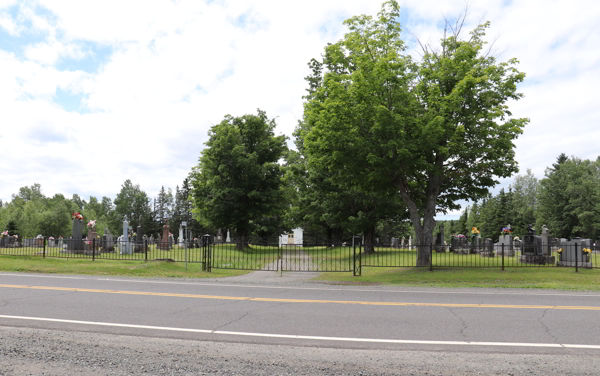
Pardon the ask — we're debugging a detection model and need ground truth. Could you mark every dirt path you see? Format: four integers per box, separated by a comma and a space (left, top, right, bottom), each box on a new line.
221, 248, 320, 284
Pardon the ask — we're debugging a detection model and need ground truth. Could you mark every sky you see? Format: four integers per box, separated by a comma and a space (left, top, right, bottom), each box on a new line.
1, 0, 599, 220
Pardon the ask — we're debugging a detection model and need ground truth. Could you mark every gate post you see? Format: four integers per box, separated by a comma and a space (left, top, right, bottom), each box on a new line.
353, 236, 362, 276
575, 242, 579, 273
429, 243, 433, 272
203, 234, 212, 272
43, 237, 46, 258
501, 243, 505, 271
92, 238, 96, 261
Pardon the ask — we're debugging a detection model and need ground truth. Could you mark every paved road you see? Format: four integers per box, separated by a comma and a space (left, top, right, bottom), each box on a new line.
1, 272, 600, 354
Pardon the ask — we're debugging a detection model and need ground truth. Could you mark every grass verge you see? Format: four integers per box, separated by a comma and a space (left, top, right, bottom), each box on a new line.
317, 266, 600, 290
0, 256, 248, 279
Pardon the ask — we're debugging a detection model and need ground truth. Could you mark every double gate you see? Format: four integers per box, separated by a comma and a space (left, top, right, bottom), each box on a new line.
201, 238, 362, 275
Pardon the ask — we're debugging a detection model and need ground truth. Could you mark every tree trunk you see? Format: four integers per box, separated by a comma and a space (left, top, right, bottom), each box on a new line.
235, 229, 249, 251
363, 225, 376, 254
397, 185, 437, 266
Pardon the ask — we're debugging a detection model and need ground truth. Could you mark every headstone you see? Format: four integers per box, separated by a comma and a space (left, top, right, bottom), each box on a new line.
408, 236, 411, 249
48, 238, 55, 247
103, 228, 114, 251
159, 221, 170, 250
558, 238, 592, 267
121, 217, 132, 255
135, 225, 144, 252
149, 234, 154, 245
216, 228, 223, 243
58, 238, 64, 249
68, 218, 84, 253
226, 229, 231, 243
179, 226, 184, 247
540, 225, 551, 256
521, 225, 554, 264
495, 234, 515, 257
168, 234, 174, 249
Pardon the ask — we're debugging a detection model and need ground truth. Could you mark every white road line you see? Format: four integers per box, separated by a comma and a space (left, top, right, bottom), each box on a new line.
1, 272, 600, 297
1, 314, 599, 349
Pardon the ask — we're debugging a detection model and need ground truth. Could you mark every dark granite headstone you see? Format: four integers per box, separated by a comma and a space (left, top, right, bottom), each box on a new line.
68, 219, 84, 253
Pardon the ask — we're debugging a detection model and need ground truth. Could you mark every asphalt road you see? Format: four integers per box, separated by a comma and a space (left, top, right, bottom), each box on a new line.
1, 272, 600, 353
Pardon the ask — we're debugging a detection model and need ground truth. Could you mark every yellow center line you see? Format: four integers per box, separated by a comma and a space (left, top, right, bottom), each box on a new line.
1, 284, 599, 311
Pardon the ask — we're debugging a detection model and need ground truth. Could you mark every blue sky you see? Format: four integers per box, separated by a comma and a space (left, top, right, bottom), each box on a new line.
1, 0, 599, 220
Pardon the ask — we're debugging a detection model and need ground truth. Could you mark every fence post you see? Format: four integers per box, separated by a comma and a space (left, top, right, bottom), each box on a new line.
145, 239, 148, 262
575, 242, 579, 273
92, 238, 96, 261
501, 243, 504, 271
429, 243, 433, 271
43, 237, 46, 259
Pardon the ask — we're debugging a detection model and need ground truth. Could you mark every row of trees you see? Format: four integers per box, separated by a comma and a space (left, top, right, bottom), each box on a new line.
0, 178, 203, 239
191, 1, 527, 264
449, 155, 600, 241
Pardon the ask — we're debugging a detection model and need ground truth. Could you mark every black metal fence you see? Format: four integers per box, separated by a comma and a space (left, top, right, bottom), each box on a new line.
0, 237, 597, 274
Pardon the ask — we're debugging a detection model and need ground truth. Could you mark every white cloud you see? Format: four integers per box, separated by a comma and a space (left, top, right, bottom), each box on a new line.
0, 0, 599, 219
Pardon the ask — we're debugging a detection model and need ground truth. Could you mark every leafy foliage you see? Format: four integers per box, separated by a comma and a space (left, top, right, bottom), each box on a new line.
191, 110, 288, 243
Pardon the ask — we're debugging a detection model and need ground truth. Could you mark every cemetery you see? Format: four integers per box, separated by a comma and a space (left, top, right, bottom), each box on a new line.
0, 215, 597, 273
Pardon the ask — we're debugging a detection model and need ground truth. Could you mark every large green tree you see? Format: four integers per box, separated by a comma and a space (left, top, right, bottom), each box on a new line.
303, 1, 527, 265
113, 180, 152, 232
537, 155, 600, 239
191, 110, 288, 245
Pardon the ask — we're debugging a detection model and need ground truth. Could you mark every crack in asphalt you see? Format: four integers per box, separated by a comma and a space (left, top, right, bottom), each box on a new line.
537, 308, 559, 343
212, 302, 286, 331
0, 291, 75, 309
445, 306, 468, 340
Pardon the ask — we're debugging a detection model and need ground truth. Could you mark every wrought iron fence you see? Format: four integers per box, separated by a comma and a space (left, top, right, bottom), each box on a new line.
0, 237, 596, 273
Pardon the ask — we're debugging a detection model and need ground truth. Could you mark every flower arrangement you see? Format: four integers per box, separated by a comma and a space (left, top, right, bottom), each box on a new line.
13, 234, 18, 239
49, 236, 54, 240
471, 227, 480, 235
72, 212, 84, 220
59, 236, 63, 239
583, 248, 592, 254
514, 236, 520, 241
0, 230, 8, 238
501, 227, 512, 235
87, 220, 96, 229
556, 248, 563, 254
456, 234, 466, 239
36, 234, 43, 238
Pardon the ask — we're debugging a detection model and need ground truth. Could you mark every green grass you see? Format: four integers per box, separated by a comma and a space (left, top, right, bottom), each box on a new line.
0, 255, 248, 278
1, 245, 599, 290
317, 267, 600, 290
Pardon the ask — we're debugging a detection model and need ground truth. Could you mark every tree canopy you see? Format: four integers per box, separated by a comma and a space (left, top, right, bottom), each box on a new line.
191, 110, 289, 243
302, 1, 528, 264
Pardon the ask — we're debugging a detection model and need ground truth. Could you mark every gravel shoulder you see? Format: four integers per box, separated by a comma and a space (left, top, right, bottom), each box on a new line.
2, 326, 599, 376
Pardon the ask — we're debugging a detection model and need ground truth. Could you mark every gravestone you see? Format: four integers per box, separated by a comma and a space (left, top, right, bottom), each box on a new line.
495, 234, 515, 257
103, 228, 114, 251
68, 218, 84, 253
48, 238, 55, 247
540, 225, 551, 256
120, 217, 132, 255
168, 234, 174, 249
471, 235, 481, 254
179, 226, 184, 247
226, 229, 231, 243
558, 238, 592, 267
216, 228, 223, 243
58, 238, 64, 250
480, 238, 495, 257
159, 221, 170, 250
86, 221, 97, 252
408, 236, 411, 249
521, 224, 554, 264
149, 234, 154, 245
135, 225, 144, 252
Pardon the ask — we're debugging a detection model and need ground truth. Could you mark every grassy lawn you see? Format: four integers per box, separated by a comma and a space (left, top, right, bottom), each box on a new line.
317, 267, 600, 290
1, 245, 599, 290
0, 255, 248, 278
